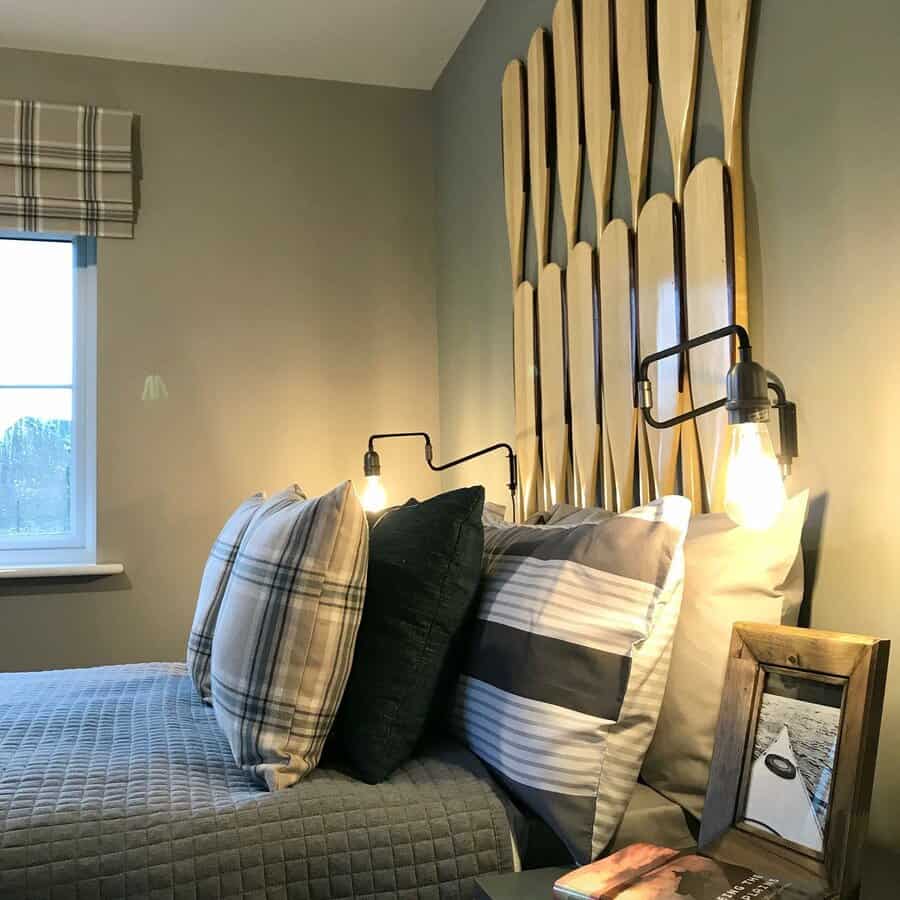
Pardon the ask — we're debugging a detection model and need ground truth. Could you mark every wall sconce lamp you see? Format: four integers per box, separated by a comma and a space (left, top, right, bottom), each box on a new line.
637, 324, 798, 529
362, 432, 518, 516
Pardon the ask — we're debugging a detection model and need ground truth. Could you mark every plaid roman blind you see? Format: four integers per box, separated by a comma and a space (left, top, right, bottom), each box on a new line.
0, 99, 137, 238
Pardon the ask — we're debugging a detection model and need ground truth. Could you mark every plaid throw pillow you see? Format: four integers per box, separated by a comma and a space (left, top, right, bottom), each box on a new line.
187, 492, 266, 702
211, 481, 369, 789
452, 496, 691, 864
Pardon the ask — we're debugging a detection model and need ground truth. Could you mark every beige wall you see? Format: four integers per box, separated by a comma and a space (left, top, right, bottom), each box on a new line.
433, 0, 900, 864
0, 48, 440, 671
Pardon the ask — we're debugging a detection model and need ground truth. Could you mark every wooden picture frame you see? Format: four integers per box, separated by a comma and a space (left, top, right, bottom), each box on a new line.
699, 623, 890, 900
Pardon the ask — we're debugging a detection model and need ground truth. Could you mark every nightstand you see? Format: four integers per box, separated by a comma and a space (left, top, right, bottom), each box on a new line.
474, 867, 569, 899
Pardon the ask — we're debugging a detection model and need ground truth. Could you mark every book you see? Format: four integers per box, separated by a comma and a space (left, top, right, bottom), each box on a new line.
553, 843, 825, 899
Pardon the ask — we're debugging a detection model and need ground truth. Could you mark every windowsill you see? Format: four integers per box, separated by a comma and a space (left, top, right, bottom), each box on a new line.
0, 563, 124, 579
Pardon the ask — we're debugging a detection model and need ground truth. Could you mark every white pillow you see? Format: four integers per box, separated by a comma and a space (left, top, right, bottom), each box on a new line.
454, 496, 692, 863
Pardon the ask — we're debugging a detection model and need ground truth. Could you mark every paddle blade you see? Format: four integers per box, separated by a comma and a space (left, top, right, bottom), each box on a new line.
567, 243, 601, 508
502, 61, 527, 289
614, 0, 652, 228
637, 194, 681, 493
684, 158, 733, 512
657, 0, 699, 203
707, 0, 752, 331
527, 29, 552, 269
514, 282, 541, 520
598, 219, 635, 511
538, 263, 570, 507
582, 0, 615, 235
552, 0, 583, 250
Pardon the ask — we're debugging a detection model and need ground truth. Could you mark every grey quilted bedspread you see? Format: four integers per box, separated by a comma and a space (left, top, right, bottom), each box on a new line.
0, 663, 514, 899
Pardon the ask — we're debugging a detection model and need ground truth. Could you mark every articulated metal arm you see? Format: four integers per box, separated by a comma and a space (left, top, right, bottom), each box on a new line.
635, 323, 797, 475
366, 432, 518, 505
636, 324, 752, 430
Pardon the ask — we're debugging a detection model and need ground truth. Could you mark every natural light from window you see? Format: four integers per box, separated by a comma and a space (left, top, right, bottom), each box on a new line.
0, 238, 75, 538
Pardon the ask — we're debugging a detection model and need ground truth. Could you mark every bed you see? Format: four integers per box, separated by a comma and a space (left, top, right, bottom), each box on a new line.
0, 663, 515, 899
0, 662, 695, 899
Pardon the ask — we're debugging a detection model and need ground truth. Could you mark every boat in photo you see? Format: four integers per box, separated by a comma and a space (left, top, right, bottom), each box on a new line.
743, 725, 824, 853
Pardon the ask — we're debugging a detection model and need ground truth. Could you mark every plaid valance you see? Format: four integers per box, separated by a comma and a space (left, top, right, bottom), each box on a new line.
0, 99, 137, 238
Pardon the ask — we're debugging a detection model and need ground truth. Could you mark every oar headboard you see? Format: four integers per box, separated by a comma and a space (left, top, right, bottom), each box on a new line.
504, 0, 751, 519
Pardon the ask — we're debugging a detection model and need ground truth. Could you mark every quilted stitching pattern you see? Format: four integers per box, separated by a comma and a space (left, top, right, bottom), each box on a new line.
0, 664, 514, 899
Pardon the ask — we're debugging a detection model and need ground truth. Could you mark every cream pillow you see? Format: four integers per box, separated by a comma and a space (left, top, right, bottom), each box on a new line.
641, 491, 808, 816
541, 492, 808, 819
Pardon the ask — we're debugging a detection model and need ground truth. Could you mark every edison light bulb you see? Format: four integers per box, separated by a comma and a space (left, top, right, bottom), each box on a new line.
361, 475, 387, 513
724, 422, 786, 530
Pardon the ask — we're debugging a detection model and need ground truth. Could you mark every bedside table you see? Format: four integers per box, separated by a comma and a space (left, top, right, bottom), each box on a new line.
474, 867, 569, 899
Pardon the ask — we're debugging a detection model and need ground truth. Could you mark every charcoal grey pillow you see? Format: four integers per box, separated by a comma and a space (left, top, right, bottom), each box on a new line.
335, 486, 485, 783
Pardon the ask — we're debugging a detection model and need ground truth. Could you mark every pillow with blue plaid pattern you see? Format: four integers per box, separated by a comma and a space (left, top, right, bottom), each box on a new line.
210, 481, 369, 789
186, 491, 266, 702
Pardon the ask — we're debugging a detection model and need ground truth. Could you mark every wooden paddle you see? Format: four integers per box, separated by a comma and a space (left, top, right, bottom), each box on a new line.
582, 0, 615, 236
527, 29, 552, 269
538, 264, 570, 507
614, 0, 652, 229
707, 0, 752, 333
656, 0, 703, 506
514, 281, 542, 519
636, 195, 681, 495
502, 59, 534, 518
598, 220, 637, 511
501, 60, 527, 289
567, 243, 601, 508
612, 0, 655, 505
683, 159, 734, 512
657, 0, 699, 205
552, 0, 583, 251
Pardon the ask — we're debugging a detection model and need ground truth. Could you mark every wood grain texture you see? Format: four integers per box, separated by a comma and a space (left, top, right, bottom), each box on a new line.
637, 194, 681, 493
700, 623, 891, 900
598, 220, 635, 511
707, 0, 752, 332
552, 0, 583, 250
538, 263, 569, 506
657, 0, 699, 203
527, 29, 552, 269
684, 158, 733, 512
614, 0, 652, 228
501, 61, 527, 288
514, 281, 541, 520
676, 382, 706, 512
582, 0, 615, 235
567, 243, 601, 508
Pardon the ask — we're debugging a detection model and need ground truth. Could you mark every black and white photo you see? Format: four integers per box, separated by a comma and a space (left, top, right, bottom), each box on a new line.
740, 672, 844, 853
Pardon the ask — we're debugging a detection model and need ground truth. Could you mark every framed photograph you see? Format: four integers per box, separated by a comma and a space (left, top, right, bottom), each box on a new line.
699, 623, 889, 900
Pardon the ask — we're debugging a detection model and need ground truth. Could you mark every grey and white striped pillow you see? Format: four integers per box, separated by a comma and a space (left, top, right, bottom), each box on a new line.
187, 491, 266, 702
211, 481, 368, 789
452, 496, 691, 864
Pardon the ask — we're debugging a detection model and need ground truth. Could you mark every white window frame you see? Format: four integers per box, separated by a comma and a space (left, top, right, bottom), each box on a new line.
0, 232, 97, 566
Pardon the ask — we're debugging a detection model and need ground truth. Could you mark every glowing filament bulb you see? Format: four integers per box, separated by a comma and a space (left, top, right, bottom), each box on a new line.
724, 422, 786, 530
361, 475, 387, 513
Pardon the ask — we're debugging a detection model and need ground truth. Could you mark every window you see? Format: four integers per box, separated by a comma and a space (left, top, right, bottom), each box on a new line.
0, 233, 97, 565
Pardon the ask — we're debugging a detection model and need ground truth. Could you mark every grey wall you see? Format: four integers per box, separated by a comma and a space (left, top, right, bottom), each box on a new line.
0, 47, 440, 671
433, 0, 900, 865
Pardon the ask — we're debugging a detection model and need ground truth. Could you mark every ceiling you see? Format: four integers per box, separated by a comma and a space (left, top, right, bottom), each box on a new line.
0, 0, 487, 90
